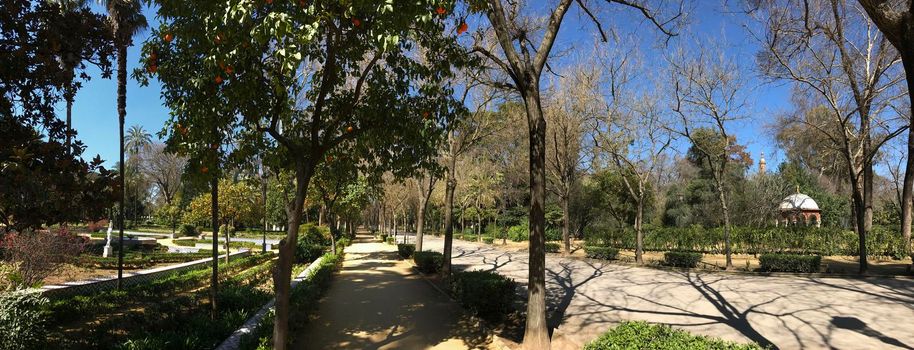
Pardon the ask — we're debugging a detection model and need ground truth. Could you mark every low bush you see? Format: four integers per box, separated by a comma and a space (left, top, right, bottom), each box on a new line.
397, 244, 415, 258
413, 251, 443, 274
664, 251, 702, 268
449, 270, 516, 322
337, 237, 351, 248
508, 224, 528, 242
584, 246, 619, 260
759, 254, 821, 273
386, 236, 396, 245
295, 244, 325, 264
298, 224, 331, 246
482, 237, 494, 244
379, 233, 389, 242
172, 238, 198, 247
584, 321, 762, 350
178, 224, 197, 237
546, 228, 562, 242
0, 290, 49, 350
545, 242, 561, 253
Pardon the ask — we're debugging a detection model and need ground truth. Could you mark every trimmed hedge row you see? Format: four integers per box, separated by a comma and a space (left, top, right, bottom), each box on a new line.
663, 251, 703, 268
759, 254, 822, 273
545, 242, 561, 253
414, 251, 444, 273
397, 244, 416, 258
449, 270, 516, 322
586, 225, 906, 258
584, 321, 762, 350
584, 246, 619, 260
77, 252, 213, 269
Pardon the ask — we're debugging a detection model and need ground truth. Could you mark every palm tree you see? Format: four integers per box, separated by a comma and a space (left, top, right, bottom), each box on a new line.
102, 0, 146, 290
125, 124, 151, 226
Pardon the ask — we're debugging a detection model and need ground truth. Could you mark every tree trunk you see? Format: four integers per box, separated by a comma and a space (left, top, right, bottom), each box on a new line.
417, 194, 427, 252
522, 88, 550, 350
210, 174, 219, 319
272, 165, 313, 350
716, 177, 733, 270
65, 87, 73, 152
900, 52, 914, 257
635, 199, 643, 264
116, 44, 127, 290
562, 194, 570, 254
442, 157, 457, 276
852, 179, 870, 274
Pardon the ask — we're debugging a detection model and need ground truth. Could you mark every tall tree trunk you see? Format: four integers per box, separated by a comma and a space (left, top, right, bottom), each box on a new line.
210, 174, 219, 319
716, 176, 733, 270
417, 193, 428, 252
522, 88, 549, 350
65, 86, 73, 152
900, 52, 914, 257
272, 165, 313, 350
635, 199, 643, 264
852, 178, 870, 274
442, 156, 457, 275
116, 44, 127, 290
562, 194, 570, 254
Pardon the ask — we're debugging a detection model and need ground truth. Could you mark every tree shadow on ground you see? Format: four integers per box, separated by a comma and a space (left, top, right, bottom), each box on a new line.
830, 316, 913, 350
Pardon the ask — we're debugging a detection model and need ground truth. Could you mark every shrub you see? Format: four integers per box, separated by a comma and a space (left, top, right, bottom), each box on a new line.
584, 246, 619, 260
173, 238, 198, 247
584, 321, 762, 350
295, 244, 326, 264
0, 290, 49, 350
397, 244, 416, 258
178, 224, 197, 237
337, 237, 351, 248
298, 224, 331, 246
386, 236, 396, 245
664, 251, 702, 268
449, 270, 516, 322
379, 233, 389, 242
1, 229, 86, 288
508, 224, 528, 242
545, 242, 561, 253
759, 254, 821, 273
546, 228, 562, 242
413, 251, 443, 273
483, 237, 494, 244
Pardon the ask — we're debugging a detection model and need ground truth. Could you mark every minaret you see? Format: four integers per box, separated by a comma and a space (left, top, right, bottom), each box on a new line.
759, 152, 767, 175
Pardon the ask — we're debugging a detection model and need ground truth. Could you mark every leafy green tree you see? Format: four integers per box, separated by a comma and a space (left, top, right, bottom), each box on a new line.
137, 1, 471, 346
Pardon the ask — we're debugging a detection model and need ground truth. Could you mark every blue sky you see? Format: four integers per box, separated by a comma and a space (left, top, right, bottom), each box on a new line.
65, 2, 790, 171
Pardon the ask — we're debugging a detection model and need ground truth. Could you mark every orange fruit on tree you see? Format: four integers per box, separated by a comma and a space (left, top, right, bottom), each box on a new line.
346, 126, 354, 133
326, 155, 333, 162
214, 75, 223, 84
436, 7, 446, 15
201, 166, 209, 174
164, 33, 173, 42
147, 64, 158, 73
457, 22, 468, 35
265, 0, 272, 4
225, 65, 234, 74
351, 18, 361, 27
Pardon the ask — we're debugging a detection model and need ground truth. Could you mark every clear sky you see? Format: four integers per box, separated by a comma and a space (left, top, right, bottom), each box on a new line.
66, 2, 791, 171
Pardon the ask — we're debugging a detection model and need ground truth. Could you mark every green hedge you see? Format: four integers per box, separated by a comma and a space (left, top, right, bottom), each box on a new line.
508, 225, 527, 242
0, 290, 49, 350
584, 246, 619, 260
449, 270, 516, 322
482, 237, 495, 244
386, 236, 396, 245
584, 321, 762, 350
295, 244, 326, 264
397, 244, 415, 258
545, 242, 561, 253
77, 252, 214, 269
379, 234, 389, 242
413, 251, 443, 274
586, 225, 906, 258
759, 254, 821, 273
663, 251, 702, 268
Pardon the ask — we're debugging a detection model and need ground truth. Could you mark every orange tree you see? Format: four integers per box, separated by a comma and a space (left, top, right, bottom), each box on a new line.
135, 1, 472, 347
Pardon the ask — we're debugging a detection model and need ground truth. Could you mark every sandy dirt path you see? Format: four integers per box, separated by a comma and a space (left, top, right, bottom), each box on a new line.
292, 235, 493, 350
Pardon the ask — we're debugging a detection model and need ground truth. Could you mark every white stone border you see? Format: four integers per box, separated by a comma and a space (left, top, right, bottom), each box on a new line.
38, 250, 250, 298
215, 250, 340, 350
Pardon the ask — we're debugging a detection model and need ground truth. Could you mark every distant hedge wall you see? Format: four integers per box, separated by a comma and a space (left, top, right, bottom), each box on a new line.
586, 225, 906, 258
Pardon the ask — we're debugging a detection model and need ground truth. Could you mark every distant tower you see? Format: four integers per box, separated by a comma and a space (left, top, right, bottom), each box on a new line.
759, 152, 767, 174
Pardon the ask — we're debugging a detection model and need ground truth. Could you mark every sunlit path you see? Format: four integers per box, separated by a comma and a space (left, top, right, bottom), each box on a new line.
292, 235, 493, 350
425, 237, 914, 350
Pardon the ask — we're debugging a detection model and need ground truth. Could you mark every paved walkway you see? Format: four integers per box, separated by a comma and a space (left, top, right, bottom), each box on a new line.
292, 236, 492, 350
424, 236, 914, 350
